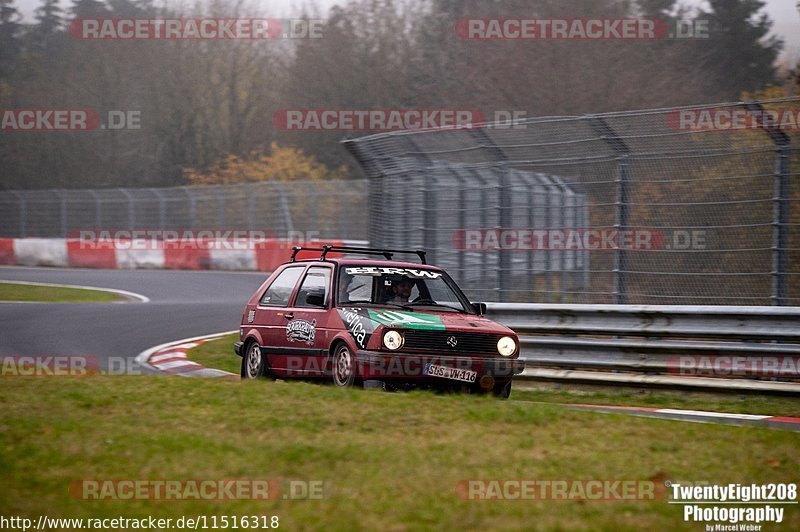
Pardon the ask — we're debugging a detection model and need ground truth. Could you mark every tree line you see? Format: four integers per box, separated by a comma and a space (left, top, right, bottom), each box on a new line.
0, 0, 791, 189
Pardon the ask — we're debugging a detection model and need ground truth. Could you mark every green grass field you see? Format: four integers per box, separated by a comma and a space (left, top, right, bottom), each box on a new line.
0, 282, 124, 303
190, 333, 800, 417
1, 375, 798, 530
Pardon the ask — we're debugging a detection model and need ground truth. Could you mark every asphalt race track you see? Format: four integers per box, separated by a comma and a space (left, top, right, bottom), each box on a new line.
0, 267, 266, 370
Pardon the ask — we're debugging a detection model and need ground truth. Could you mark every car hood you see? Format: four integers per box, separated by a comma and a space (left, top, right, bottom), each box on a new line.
336, 307, 513, 335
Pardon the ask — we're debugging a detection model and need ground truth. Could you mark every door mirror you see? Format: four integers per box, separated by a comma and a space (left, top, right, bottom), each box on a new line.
472, 302, 487, 316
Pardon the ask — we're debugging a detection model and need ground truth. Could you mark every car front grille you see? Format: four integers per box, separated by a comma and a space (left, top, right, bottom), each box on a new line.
399, 330, 503, 355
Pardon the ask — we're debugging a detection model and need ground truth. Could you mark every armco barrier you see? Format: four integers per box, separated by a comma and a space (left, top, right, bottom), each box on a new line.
485, 303, 800, 393
0, 238, 362, 271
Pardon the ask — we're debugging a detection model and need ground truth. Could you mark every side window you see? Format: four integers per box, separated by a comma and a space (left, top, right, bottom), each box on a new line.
259, 267, 304, 307
295, 267, 331, 308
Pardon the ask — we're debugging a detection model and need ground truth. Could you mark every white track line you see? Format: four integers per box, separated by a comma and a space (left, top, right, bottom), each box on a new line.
0, 279, 150, 303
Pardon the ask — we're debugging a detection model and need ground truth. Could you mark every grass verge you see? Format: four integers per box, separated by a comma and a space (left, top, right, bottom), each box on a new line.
188, 334, 800, 417
0, 282, 124, 303
0, 375, 798, 530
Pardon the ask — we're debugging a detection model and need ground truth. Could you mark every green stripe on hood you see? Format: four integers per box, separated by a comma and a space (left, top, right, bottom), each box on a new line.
366, 310, 445, 330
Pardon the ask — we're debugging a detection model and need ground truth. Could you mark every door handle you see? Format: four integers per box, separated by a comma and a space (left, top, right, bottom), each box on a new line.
284, 313, 294, 320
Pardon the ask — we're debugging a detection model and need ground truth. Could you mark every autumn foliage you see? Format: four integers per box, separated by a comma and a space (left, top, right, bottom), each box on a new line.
182, 143, 348, 185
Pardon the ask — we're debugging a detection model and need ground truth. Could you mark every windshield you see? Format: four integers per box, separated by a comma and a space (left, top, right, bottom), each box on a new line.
336, 265, 471, 313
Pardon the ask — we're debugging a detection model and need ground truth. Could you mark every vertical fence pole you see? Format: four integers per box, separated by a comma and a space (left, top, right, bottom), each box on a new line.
278, 185, 294, 236
498, 165, 512, 302
245, 185, 255, 230
187, 188, 197, 230
774, 142, 791, 305
215, 188, 226, 228
469, 128, 511, 302
10, 192, 26, 238
545, 176, 553, 301
153, 189, 167, 229
88, 189, 101, 230
615, 155, 631, 304
741, 102, 792, 305
55, 191, 67, 237
422, 170, 437, 263
581, 195, 590, 300
20, 199, 27, 238
742, 102, 792, 306
404, 137, 435, 261
119, 189, 135, 230
589, 116, 631, 304
454, 170, 466, 284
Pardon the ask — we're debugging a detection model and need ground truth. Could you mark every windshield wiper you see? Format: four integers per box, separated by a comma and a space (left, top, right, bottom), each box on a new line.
405, 300, 466, 313
340, 300, 377, 306
382, 302, 417, 310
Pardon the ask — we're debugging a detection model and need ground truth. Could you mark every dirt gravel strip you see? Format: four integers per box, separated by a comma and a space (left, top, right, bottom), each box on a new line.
135, 331, 238, 378
559, 403, 800, 432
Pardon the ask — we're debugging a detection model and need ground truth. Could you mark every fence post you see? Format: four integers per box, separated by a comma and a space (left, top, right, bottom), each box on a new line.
10, 192, 26, 238
469, 128, 511, 302
54, 190, 67, 238
741, 102, 792, 306
277, 184, 294, 236
88, 189, 101, 230
245, 184, 255, 229
589, 116, 630, 304
184, 188, 196, 230
774, 142, 791, 305
341, 139, 385, 249
615, 154, 631, 304
152, 189, 167, 229
214, 188, 226, 227
119, 189, 135, 229
403, 136, 435, 261
544, 175, 553, 301
456, 170, 466, 284
422, 169, 437, 263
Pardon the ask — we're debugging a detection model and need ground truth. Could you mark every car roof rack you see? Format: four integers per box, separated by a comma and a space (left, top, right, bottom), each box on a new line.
290, 245, 427, 264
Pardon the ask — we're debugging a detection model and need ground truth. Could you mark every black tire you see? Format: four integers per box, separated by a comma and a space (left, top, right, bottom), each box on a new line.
492, 379, 512, 399
241, 342, 269, 379
331, 342, 356, 387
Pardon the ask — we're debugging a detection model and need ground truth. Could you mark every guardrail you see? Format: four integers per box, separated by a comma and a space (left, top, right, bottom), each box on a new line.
485, 304, 800, 394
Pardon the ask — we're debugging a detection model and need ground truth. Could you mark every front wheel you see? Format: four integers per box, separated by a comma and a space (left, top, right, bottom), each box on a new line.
332, 343, 356, 387
241, 342, 269, 379
492, 379, 512, 399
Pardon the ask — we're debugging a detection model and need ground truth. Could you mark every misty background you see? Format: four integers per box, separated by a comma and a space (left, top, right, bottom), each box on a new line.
0, 0, 797, 190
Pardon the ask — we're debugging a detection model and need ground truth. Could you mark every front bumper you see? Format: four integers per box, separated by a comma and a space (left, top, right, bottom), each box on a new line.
234, 341, 244, 357
355, 350, 525, 381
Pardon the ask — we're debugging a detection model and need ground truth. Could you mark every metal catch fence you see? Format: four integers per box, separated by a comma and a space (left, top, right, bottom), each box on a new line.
343, 97, 800, 305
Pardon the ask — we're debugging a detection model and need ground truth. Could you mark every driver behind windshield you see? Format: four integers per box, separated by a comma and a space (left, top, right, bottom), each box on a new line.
386, 276, 415, 304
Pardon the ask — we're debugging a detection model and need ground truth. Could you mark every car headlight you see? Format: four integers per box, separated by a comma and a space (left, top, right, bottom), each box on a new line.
497, 336, 516, 357
383, 330, 404, 351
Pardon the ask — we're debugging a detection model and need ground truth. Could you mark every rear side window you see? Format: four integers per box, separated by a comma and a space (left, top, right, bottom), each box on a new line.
260, 267, 304, 307
296, 267, 332, 308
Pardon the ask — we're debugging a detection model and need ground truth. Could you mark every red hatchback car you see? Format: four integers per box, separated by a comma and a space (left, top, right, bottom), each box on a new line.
234, 246, 524, 397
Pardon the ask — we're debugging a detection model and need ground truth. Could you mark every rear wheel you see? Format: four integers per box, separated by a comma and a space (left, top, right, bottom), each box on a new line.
332, 343, 356, 387
241, 342, 269, 379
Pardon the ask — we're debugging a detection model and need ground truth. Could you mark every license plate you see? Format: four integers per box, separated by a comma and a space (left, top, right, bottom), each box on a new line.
423, 363, 477, 383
